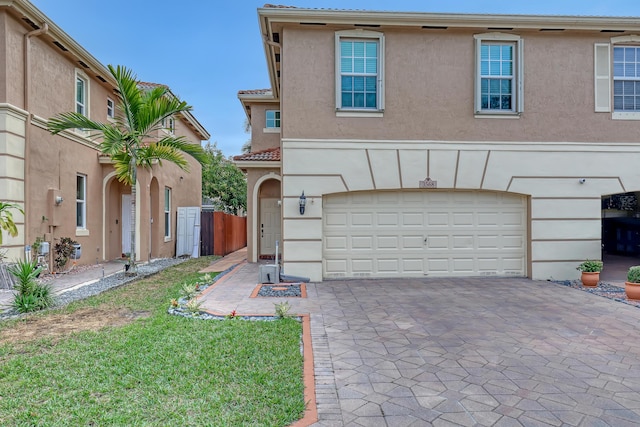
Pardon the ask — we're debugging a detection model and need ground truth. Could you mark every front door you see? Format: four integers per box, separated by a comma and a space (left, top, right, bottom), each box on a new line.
122, 194, 132, 256
260, 198, 281, 257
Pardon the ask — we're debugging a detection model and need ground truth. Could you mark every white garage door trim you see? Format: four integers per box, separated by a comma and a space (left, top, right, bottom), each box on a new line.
323, 190, 527, 278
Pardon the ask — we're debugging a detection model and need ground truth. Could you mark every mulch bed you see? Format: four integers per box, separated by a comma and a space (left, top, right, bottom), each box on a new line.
252, 283, 306, 298
554, 280, 640, 308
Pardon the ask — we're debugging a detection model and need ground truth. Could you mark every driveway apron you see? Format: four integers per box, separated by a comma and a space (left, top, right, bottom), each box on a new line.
308, 277, 640, 426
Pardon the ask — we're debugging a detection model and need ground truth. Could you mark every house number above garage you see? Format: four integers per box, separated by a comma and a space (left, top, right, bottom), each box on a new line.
419, 177, 438, 189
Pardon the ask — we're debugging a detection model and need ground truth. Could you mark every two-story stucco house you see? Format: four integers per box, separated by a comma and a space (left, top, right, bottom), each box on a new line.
235, 6, 640, 283
0, 0, 210, 267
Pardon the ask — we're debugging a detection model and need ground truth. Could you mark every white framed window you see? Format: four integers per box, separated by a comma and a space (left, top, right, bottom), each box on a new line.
107, 98, 115, 119
75, 71, 89, 117
76, 174, 86, 229
595, 36, 640, 120
474, 33, 523, 116
164, 187, 171, 240
162, 117, 175, 134
335, 30, 384, 116
614, 46, 640, 112
265, 110, 280, 128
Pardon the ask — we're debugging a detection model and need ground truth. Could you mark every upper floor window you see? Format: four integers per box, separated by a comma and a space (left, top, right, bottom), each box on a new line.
162, 117, 175, 134
613, 46, 640, 112
107, 98, 115, 119
595, 36, 640, 119
76, 174, 86, 229
265, 110, 280, 129
335, 30, 384, 116
474, 33, 523, 116
76, 74, 88, 116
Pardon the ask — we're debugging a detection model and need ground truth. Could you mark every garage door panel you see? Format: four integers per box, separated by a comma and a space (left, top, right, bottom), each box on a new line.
402, 259, 423, 272
352, 236, 373, 249
428, 213, 449, 226
427, 235, 449, 249
323, 190, 526, 278
377, 259, 399, 273
352, 213, 373, 226
326, 213, 348, 228
377, 213, 399, 226
325, 236, 347, 250
453, 213, 474, 226
402, 236, 424, 249
402, 213, 424, 226
377, 236, 399, 249
453, 235, 474, 249
452, 258, 475, 272
352, 259, 373, 272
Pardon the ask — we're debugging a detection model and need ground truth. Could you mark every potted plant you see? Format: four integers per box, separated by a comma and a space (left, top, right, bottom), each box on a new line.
625, 266, 640, 300
576, 260, 603, 287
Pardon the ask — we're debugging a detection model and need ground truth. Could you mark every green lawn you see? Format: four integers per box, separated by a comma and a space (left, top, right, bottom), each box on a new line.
0, 257, 305, 426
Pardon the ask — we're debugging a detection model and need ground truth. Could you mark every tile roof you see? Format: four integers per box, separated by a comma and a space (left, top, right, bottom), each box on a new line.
138, 81, 168, 90
263, 4, 298, 8
233, 147, 281, 162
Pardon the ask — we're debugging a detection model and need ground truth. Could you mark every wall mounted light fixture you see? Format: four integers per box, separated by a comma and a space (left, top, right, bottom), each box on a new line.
55, 196, 64, 205
579, 178, 586, 184
299, 191, 307, 215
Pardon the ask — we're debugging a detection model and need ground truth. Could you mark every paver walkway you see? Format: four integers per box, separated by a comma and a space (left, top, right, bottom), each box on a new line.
199, 260, 640, 426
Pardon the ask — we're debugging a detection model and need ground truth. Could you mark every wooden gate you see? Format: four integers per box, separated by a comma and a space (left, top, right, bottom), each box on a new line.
200, 211, 247, 257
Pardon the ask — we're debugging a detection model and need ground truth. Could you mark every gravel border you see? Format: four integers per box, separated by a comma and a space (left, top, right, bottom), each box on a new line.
553, 279, 640, 308
0, 257, 187, 321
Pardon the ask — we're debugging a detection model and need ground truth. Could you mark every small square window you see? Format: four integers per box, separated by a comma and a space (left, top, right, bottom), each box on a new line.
265, 110, 280, 128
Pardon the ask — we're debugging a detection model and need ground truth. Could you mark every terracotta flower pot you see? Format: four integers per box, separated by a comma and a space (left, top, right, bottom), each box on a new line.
625, 281, 640, 300
580, 271, 600, 288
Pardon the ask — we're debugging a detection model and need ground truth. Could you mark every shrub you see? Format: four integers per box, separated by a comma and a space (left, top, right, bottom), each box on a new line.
274, 301, 292, 319
54, 236, 78, 272
8, 259, 54, 313
577, 260, 603, 272
628, 266, 640, 283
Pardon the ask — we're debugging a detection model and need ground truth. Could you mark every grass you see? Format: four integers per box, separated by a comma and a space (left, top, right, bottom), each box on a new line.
0, 257, 305, 426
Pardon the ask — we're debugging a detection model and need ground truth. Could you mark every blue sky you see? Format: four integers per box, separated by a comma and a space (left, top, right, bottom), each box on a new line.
29, 0, 640, 156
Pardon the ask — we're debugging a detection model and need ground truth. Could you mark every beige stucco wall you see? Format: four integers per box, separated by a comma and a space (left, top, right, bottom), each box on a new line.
249, 103, 281, 152
280, 25, 640, 143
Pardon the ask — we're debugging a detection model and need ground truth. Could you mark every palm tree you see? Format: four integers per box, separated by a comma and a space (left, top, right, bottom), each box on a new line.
47, 65, 207, 274
0, 202, 23, 245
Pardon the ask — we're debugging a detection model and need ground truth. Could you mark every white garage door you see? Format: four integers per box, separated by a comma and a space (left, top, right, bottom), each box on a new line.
323, 191, 526, 278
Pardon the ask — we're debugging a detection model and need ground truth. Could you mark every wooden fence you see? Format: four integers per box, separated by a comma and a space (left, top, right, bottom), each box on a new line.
200, 211, 247, 257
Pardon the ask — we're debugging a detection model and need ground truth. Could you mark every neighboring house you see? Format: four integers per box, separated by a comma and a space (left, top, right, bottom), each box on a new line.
0, 0, 210, 266
236, 6, 640, 283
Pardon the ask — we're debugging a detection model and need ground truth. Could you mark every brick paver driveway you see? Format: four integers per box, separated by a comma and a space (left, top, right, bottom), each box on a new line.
308, 277, 640, 426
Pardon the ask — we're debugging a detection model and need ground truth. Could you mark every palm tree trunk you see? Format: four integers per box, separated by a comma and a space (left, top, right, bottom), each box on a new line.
128, 163, 138, 275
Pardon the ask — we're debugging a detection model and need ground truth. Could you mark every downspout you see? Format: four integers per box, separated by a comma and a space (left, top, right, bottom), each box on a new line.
24, 23, 49, 265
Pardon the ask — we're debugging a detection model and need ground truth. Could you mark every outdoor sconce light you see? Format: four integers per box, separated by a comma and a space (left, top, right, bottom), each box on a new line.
55, 196, 64, 205
299, 191, 307, 215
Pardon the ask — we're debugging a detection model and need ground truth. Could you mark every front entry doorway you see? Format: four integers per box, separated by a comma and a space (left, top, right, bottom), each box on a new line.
122, 194, 132, 256
260, 198, 281, 258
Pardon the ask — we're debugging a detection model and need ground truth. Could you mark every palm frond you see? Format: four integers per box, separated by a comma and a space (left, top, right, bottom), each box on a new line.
47, 112, 109, 135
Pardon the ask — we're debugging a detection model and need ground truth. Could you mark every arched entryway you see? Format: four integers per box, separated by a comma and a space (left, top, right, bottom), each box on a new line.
258, 178, 281, 260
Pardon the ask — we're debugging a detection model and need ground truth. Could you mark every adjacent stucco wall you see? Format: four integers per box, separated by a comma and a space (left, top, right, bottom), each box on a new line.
280, 139, 640, 282
249, 103, 281, 152
0, 9, 204, 266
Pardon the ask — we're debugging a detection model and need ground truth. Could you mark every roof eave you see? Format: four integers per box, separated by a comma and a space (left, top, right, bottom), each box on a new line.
233, 160, 282, 169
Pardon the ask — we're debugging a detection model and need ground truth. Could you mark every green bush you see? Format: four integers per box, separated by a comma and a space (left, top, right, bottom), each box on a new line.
628, 266, 640, 283
8, 259, 54, 313
576, 259, 603, 272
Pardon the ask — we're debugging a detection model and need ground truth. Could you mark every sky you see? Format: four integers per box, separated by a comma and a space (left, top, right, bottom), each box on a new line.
29, 0, 640, 157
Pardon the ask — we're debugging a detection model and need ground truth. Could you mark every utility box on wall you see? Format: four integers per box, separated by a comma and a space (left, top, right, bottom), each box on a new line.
258, 264, 279, 284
